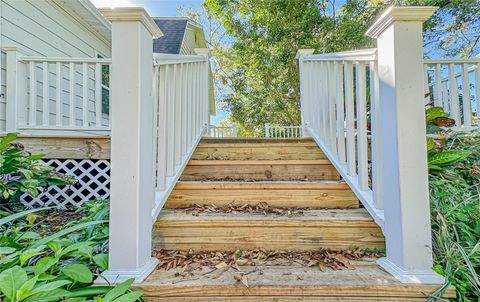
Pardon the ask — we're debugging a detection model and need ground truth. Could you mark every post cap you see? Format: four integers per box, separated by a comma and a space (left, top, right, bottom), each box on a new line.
99, 7, 163, 38
295, 49, 315, 60
365, 6, 438, 38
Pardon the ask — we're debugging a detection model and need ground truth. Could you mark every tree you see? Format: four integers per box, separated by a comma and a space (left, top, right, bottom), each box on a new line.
192, 0, 479, 135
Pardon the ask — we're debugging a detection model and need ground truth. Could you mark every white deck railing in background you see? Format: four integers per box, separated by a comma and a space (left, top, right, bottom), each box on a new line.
298, 6, 446, 284
152, 52, 210, 218
265, 123, 303, 138
5, 49, 111, 134
424, 59, 480, 129
209, 125, 238, 137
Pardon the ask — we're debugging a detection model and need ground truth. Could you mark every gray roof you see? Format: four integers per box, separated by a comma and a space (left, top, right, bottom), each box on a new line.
153, 19, 188, 54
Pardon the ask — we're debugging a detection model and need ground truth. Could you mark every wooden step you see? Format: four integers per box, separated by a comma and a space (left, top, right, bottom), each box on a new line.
166, 181, 359, 209
194, 138, 325, 160
137, 260, 455, 301
153, 209, 384, 251
181, 160, 340, 181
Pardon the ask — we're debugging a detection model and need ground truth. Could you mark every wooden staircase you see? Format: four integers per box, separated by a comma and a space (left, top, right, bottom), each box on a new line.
140, 138, 455, 301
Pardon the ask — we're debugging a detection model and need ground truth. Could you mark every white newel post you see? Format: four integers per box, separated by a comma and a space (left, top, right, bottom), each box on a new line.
365, 6, 443, 284
194, 48, 211, 133
296, 49, 314, 137
98, 8, 162, 283
5, 47, 28, 132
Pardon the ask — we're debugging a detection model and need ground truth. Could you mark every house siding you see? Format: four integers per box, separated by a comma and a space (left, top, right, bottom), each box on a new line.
180, 28, 197, 55
0, 0, 111, 131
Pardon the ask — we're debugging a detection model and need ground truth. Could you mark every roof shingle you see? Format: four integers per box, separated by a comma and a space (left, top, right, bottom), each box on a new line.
153, 19, 188, 54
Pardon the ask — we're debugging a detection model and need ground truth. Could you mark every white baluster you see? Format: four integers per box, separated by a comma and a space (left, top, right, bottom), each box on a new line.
82, 63, 88, 127
356, 62, 368, 191
448, 63, 461, 125
476, 63, 480, 126
55, 62, 62, 126
328, 62, 337, 154
42, 62, 49, 126
95, 63, 102, 126
461, 63, 472, 126
69, 63, 75, 126
344, 61, 356, 176
434, 64, 443, 107
29, 62, 36, 126
167, 64, 175, 177
336, 61, 346, 164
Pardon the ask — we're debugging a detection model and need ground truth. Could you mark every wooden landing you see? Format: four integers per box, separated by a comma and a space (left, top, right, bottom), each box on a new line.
166, 181, 359, 209
137, 259, 455, 301
153, 209, 384, 251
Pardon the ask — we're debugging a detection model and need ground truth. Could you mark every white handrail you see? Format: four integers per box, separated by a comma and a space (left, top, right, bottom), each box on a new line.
301, 48, 377, 62
424, 59, 480, 128
151, 52, 210, 219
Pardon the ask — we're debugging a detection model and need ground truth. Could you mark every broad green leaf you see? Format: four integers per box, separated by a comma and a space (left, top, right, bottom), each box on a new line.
112, 291, 143, 302
34, 257, 59, 276
61, 264, 93, 283
426, 106, 449, 122
68, 286, 112, 298
0, 266, 28, 300
29, 280, 71, 296
426, 138, 434, 152
20, 248, 45, 266
428, 150, 472, 166
31, 221, 107, 249
93, 254, 109, 271
59, 241, 94, 258
0, 133, 18, 149
0, 208, 48, 227
16, 276, 38, 301
0, 247, 17, 255
103, 278, 134, 302
23, 288, 70, 302
65, 298, 87, 302
27, 154, 46, 161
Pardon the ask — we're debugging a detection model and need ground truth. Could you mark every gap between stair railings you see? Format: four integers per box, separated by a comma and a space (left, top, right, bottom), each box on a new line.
297, 6, 445, 285
151, 50, 211, 221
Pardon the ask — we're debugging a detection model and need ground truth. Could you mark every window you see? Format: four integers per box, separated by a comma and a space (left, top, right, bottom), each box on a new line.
96, 52, 110, 115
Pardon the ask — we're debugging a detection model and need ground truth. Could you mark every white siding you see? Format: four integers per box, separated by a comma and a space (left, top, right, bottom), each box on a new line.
0, 0, 111, 131
180, 28, 196, 55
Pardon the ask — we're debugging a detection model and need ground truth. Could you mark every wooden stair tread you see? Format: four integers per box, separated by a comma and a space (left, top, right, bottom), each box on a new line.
166, 181, 359, 209
156, 209, 375, 223
174, 181, 351, 189
200, 137, 316, 144
188, 160, 332, 165
138, 260, 455, 300
153, 209, 384, 251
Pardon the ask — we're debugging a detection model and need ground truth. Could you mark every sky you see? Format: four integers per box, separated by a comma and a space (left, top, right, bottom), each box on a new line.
90, 0, 203, 17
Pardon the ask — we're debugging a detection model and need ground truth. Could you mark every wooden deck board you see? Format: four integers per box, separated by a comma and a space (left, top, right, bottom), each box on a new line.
153, 209, 384, 251
138, 261, 455, 300
166, 181, 359, 209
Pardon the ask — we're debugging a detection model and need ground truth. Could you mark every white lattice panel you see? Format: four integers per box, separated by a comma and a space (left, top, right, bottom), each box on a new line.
21, 159, 110, 208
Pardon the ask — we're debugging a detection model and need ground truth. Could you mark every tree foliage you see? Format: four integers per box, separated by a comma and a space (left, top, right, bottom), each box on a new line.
200, 0, 479, 135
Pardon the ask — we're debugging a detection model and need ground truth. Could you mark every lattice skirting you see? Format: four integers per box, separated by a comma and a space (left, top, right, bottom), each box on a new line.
21, 159, 110, 208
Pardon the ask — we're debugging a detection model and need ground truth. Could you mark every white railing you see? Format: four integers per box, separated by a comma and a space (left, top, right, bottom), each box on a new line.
424, 59, 480, 129
298, 48, 381, 222
152, 52, 210, 218
265, 123, 303, 138
209, 125, 238, 137
5, 48, 111, 135
297, 6, 445, 284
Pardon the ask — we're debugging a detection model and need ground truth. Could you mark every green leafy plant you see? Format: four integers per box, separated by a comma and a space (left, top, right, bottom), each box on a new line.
0, 200, 143, 302
0, 133, 75, 203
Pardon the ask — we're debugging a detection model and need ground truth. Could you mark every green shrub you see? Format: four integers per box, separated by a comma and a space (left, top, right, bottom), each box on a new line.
0, 133, 75, 204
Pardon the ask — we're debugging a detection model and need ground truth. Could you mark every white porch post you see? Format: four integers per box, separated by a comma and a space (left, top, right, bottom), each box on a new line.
365, 6, 443, 284
193, 48, 210, 133
4, 47, 28, 132
296, 49, 314, 137
98, 7, 162, 283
